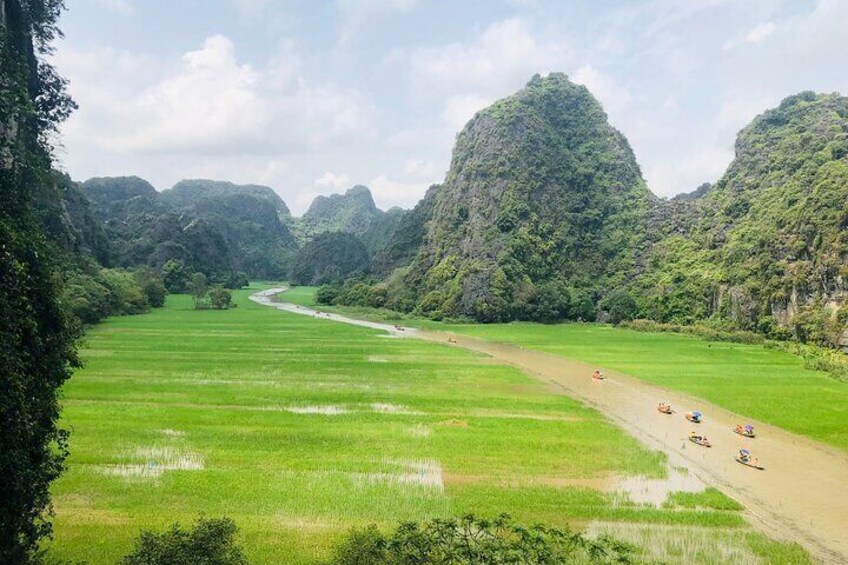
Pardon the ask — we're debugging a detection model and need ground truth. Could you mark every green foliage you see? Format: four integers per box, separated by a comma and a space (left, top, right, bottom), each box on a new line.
1, 0, 78, 560
315, 284, 343, 305
80, 177, 278, 283
62, 266, 166, 325
161, 259, 189, 293
619, 319, 764, 345
295, 185, 393, 249
602, 292, 640, 325
120, 517, 248, 565
208, 286, 233, 310
189, 272, 209, 300
372, 186, 439, 276
134, 267, 166, 308
635, 92, 848, 346
398, 74, 650, 322
326, 514, 637, 565
289, 232, 370, 286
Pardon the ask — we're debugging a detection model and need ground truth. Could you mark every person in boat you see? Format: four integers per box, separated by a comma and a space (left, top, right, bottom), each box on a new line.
689, 431, 707, 443
592, 370, 604, 379
738, 449, 751, 462
658, 402, 671, 412
688, 411, 702, 422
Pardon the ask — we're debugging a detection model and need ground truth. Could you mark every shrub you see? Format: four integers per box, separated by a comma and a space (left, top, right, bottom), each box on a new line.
602, 291, 640, 325
620, 319, 764, 345
326, 514, 636, 565
316, 284, 342, 305
134, 268, 167, 308
208, 287, 233, 310
121, 517, 248, 565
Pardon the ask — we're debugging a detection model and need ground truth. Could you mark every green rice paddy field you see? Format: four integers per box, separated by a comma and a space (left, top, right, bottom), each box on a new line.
284, 286, 848, 453
48, 285, 810, 564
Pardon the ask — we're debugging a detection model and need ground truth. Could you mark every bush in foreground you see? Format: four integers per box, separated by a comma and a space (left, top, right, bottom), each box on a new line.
121, 518, 247, 565
328, 514, 637, 565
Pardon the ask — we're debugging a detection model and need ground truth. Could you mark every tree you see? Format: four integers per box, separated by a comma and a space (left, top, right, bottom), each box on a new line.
602, 291, 640, 325
1, 0, 79, 561
208, 286, 233, 310
188, 272, 208, 301
315, 284, 342, 305
135, 267, 167, 308
121, 517, 248, 565
161, 259, 189, 293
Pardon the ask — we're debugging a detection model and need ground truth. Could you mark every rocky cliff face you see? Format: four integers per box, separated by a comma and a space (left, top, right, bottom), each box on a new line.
403, 73, 651, 321
161, 179, 291, 217
634, 92, 848, 344
294, 184, 403, 254
80, 176, 299, 279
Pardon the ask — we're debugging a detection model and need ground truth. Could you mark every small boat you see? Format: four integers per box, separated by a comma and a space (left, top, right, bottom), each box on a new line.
685, 411, 702, 424
734, 424, 755, 438
688, 432, 711, 447
657, 403, 673, 414
735, 449, 764, 470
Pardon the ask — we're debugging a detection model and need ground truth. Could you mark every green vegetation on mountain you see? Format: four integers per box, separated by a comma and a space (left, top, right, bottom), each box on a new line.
329, 79, 847, 350
635, 92, 848, 347
161, 179, 291, 216
161, 180, 298, 279
293, 185, 404, 255
289, 232, 370, 285
300, 185, 379, 236
336, 74, 651, 322
1, 1, 81, 560
371, 185, 439, 277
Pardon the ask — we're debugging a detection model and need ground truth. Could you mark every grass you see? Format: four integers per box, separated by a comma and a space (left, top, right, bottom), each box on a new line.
432, 323, 848, 452
47, 284, 807, 564
288, 286, 848, 453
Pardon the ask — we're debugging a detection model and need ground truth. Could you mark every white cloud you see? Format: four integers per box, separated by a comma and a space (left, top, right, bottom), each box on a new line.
572, 64, 633, 117
94, 0, 134, 16
441, 94, 492, 132
645, 146, 734, 197
724, 21, 776, 50
403, 159, 438, 179
336, 0, 418, 12
745, 21, 776, 44
56, 35, 376, 157
368, 174, 431, 209
408, 18, 570, 96
315, 171, 352, 189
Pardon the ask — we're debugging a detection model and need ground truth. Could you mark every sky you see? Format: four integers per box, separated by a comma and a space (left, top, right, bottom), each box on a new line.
52, 0, 848, 214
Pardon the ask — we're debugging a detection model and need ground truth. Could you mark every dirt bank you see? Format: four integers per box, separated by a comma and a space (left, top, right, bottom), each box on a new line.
255, 290, 848, 563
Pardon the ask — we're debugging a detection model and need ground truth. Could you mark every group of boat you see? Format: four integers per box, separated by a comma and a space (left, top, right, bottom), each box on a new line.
589, 370, 763, 470
657, 401, 763, 469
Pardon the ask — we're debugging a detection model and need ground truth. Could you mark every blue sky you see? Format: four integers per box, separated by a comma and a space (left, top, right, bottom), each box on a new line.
53, 0, 847, 214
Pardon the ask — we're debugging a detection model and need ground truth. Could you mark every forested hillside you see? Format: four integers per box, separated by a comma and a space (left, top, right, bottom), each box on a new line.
635, 92, 848, 347
323, 77, 847, 349
1, 1, 83, 560
293, 185, 403, 252
371, 74, 651, 322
